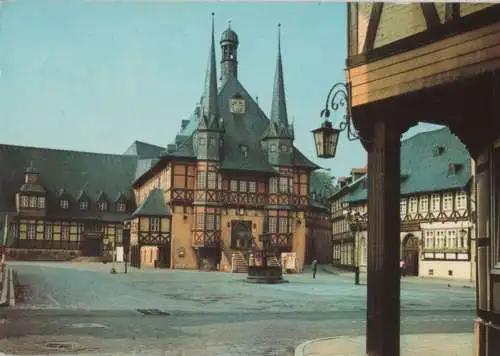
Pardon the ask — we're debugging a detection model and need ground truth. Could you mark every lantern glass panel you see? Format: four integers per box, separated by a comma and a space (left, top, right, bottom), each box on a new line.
313, 129, 324, 157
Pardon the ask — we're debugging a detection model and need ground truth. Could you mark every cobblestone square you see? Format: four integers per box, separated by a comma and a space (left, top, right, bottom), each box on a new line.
0, 262, 476, 355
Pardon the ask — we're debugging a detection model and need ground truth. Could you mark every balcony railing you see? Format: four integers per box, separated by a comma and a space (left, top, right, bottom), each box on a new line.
170, 188, 312, 209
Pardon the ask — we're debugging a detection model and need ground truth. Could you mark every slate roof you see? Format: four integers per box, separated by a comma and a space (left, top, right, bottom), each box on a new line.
0, 144, 139, 221
123, 140, 165, 159
150, 74, 318, 178
131, 188, 172, 218
342, 127, 472, 203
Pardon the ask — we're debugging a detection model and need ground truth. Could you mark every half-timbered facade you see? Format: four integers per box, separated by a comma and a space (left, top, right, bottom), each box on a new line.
344, 3, 500, 354
131, 19, 319, 272
330, 128, 476, 280
0, 140, 167, 261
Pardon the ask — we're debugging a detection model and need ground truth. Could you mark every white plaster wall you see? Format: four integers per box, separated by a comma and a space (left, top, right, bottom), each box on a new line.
420, 260, 473, 281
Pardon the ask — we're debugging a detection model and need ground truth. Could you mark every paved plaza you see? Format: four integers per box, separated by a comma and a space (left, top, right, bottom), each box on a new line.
0, 262, 476, 355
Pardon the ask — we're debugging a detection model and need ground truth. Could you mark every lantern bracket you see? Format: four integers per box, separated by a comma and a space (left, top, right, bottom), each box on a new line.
320, 82, 369, 143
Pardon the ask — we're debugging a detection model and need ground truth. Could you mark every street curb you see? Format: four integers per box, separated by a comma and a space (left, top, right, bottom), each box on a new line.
295, 336, 339, 356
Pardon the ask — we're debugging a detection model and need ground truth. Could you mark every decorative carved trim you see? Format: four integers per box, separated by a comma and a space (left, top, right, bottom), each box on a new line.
138, 232, 171, 246
192, 230, 220, 248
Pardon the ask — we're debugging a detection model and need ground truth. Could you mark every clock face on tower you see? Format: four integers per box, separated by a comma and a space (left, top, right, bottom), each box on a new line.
229, 98, 246, 114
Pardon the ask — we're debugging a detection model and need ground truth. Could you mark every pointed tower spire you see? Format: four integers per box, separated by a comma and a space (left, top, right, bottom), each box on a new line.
270, 23, 291, 138
200, 12, 219, 129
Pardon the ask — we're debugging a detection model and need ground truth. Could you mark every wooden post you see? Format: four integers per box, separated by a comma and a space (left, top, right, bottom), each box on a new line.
366, 120, 402, 356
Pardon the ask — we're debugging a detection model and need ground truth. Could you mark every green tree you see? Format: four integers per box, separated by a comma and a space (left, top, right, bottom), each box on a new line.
309, 170, 337, 200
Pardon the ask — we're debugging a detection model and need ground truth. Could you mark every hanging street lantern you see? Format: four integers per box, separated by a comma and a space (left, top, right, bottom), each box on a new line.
312, 121, 340, 158
313, 82, 363, 159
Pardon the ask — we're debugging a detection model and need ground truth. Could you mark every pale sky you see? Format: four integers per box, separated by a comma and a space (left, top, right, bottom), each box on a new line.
0, 0, 442, 177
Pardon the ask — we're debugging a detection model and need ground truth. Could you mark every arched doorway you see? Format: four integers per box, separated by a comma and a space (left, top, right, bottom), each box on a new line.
402, 234, 419, 276
231, 220, 252, 249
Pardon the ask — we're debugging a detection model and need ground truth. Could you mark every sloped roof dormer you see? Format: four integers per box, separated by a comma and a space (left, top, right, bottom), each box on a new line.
131, 188, 172, 218
19, 163, 46, 196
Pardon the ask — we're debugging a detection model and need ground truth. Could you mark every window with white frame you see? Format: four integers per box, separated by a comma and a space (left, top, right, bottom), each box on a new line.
20, 196, 29, 208
431, 194, 440, 212
419, 196, 428, 213
151, 217, 160, 232
278, 217, 289, 233
409, 197, 417, 214
117, 202, 126, 212
80, 201, 88, 210
230, 180, 238, 192
60, 199, 69, 209
206, 214, 216, 230
196, 214, 205, 229
196, 171, 206, 189
447, 230, 456, 249
400, 199, 407, 216
248, 181, 256, 193
425, 230, 434, 249
443, 193, 453, 211
29, 196, 37, 208
27, 224, 36, 240
455, 191, 467, 210
436, 230, 445, 248
239, 181, 247, 192
97, 201, 107, 212
269, 177, 278, 194
279, 177, 290, 193
61, 226, 70, 240
44, 224, 52, 240
217, 174, 222, 190
37, 197, 45, 209
207, 172, 217, 189
268, 217, 277, 233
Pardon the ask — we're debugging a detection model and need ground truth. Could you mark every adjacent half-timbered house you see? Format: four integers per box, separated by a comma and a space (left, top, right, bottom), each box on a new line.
0, 140, 166, 261
131, 19, 319, 272
330, 127, 476, 280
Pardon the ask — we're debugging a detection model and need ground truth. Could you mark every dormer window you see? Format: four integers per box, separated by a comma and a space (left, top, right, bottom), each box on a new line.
37, 197, 46, 209
29, 196, 37, 208
117, 202, 126, 212
447, 163, 463, 176
270, 144, 277, 152
98, 202, 108, 212
432, 145, 445, 157
20, 196, 28, 208
280, 144, 288, 152
80, 201, 88, 210
60, 199, 69, 209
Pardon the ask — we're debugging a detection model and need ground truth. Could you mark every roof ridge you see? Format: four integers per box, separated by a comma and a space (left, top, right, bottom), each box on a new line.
402, 126, 449, 143
0, 143, 137, 158
132, 140, 165, 149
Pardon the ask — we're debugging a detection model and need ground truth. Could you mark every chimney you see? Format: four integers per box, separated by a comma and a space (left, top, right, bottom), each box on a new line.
350, 166, 367, 182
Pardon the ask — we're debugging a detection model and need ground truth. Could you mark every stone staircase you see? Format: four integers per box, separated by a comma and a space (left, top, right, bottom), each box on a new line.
222, 249, 248, 273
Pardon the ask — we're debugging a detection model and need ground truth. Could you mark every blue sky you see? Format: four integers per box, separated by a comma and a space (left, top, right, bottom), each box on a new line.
0, 0, 442, 178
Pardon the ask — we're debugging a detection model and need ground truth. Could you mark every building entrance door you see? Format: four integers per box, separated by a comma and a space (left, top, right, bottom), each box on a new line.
403, 234, 419, 276
231, 220, 252, 249
82, 234, 102, 257
158, 245, 171, 268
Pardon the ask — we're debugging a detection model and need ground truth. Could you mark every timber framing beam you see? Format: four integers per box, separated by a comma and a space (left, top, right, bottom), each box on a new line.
363, 3, 384, 53
420, 3, 441, 29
